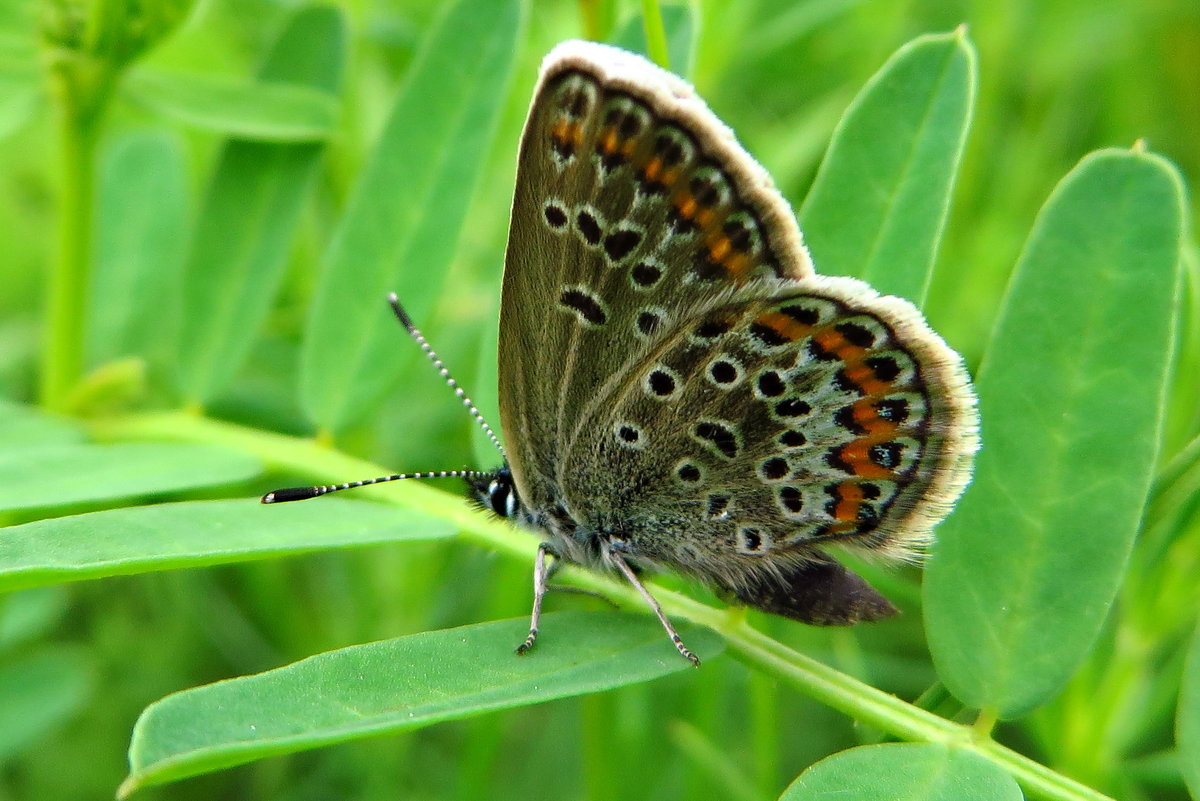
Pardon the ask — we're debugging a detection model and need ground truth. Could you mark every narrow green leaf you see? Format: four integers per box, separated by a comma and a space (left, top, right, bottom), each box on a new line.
0, 399, 84, 447
123, 70, 338, 142
1179, 623, 1200, 800
175, 6, 346, 403
611, 5, 695, 76
781, 743, 1023, 801
0, 443, 262, 513
0, 646, 93, 760
300, 0, 525, 432
88, 130, 188, 370
925, 148, 1185, 717
0, 498, 451, 592
798, 29, 976, 305
120, 612, 721, 796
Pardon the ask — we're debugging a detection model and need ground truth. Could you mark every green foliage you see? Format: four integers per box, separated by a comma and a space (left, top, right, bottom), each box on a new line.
925, 148, 1184, 719
121, 611, 724, 796
782, 743, 1024, 801
799, 29, 975, 305
0, 1, 1196, 800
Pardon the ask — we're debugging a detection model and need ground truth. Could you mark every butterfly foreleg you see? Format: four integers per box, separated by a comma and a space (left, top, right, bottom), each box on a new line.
605, 541, 701, 667
516, 542, 557, 656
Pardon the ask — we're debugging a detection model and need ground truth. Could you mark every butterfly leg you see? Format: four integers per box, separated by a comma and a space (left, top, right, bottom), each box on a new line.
516, 542, 556, 656
606, 543, 700, 667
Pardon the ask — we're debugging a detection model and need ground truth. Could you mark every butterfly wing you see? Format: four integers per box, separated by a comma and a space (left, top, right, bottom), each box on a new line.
499, 41, 812, 526
569, 276, 977, 619
498, 41, 977, 623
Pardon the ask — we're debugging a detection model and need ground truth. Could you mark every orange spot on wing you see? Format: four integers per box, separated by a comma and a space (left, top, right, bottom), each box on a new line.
834, 440, 895, 479
600, 127, 618, 154
677, 195, 697, 220
755, 311, 812, 342
724, 252, 752, 278
833, 481, 864, 521
708, 236, 731, 262
839, 364, 891, 396
814, 329, 868, 362
851, 399, 901, 436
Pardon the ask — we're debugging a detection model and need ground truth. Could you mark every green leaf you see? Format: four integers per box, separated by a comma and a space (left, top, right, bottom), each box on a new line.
0, 399, 85, 447
0, 443, 262, 513
88, 130, 188, 370
0, 77, 39, 140
0, 497, 452, 592
123, 69, 338, 142
781, 743, 1023, 801
120, 612, 722, 796
798, 29, 976, 305
924, 148, 1186, 718
0, 587, 70, 649
300, 0, 525, 432
175, 6, 346, 403
0, 646, 93, 760
610, 4, 696, 76
1179, 623, 1200, 800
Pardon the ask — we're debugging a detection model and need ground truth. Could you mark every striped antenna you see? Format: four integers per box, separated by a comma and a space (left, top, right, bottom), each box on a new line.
388, 293, 506, 458
262, 470, 490, 504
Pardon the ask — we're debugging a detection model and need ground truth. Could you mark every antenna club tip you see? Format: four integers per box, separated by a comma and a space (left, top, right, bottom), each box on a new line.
387, 293, 416, 329
261, 492, 277, 504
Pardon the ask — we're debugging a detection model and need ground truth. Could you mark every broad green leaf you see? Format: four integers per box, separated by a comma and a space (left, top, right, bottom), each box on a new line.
123, 69, 338, 142
0, 443, 262, 513
120, 612, 722, 796
1179, 623, 1200, 800
175, 6, 346, 403
300, 0, 525, 432
88, 130, 188, 370
0, 646, 93, 760
781, 743, 1023, 801
0, 399, 84, 447
925, 149, 1185, 717
610, 5, 696, 76
0, 497, 450, 592
798, 29, 975, 305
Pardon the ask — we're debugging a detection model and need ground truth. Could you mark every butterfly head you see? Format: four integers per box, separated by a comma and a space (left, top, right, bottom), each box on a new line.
467, 464, 523, 520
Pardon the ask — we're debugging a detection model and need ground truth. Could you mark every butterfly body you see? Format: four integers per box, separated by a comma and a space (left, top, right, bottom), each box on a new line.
487, 42, 977, 634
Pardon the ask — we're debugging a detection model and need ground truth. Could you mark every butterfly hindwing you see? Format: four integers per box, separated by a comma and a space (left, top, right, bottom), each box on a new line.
564, 276, 975, 600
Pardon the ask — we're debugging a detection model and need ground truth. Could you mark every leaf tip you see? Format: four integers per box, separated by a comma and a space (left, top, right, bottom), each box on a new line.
116, 774, 141, 800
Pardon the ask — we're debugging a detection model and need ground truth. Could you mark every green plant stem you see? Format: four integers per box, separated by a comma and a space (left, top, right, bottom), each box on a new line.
639, 0, 670, 69
90, 409, 1117, 801
41, 50, 116, 410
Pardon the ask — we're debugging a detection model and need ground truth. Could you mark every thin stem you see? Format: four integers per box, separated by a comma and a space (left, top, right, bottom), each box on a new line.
91, 409, 1119, 801
40, 47, 117, 410
42, 82, 93, 408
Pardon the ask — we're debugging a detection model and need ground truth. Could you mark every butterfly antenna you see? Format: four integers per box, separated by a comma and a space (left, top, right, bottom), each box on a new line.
387, 293, 506, 458
262, 470, 491, 504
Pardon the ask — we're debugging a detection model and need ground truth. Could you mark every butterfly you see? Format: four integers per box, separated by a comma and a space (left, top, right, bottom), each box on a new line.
264, 41, 979, 666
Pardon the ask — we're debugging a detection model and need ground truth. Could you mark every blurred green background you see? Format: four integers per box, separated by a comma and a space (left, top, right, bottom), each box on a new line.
0, 0, 1196, 799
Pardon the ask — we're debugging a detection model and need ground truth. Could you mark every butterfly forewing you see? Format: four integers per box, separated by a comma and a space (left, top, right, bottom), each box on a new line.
500, 43, 814, 524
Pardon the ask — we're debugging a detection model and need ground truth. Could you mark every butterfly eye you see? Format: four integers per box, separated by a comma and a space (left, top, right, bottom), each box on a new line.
487, 480, 512, 518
